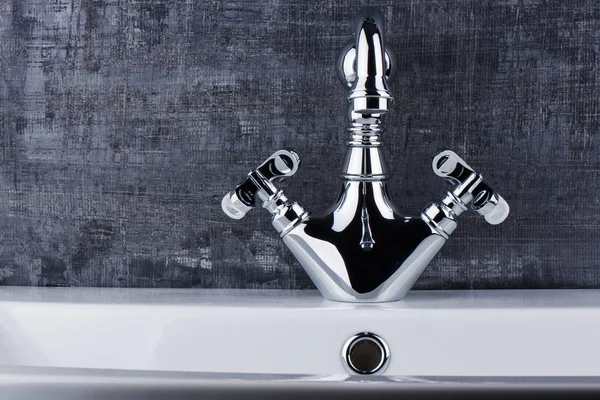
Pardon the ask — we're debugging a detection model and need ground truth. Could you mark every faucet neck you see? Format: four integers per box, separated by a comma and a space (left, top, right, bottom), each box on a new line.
340, 110, 390, 181
341, 7, 393, 182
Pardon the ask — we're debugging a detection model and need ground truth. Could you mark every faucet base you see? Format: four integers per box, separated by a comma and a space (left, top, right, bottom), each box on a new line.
277, 181, 446, 303
284, 224, 445, 302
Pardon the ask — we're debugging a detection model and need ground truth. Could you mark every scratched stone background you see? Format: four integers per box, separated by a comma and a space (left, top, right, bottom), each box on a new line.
0, 0, 598, 289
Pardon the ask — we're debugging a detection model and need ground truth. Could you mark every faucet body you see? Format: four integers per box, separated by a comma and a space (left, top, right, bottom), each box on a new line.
222, 8, 509, 302
283, 184, 445, 302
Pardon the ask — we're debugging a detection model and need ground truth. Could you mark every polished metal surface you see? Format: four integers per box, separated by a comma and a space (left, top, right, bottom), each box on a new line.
336, 40, 396, 89
222, 7, 509, 302
346, 8, 393, 114
343, 332, 390, 375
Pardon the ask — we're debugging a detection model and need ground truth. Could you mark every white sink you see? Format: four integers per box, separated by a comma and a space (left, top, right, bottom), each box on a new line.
1, 287, 599, 398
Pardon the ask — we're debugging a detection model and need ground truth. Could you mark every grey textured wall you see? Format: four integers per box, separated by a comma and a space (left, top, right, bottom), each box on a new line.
0, 0, 599, 289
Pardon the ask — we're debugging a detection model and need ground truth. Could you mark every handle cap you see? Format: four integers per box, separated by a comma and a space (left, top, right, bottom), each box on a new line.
482, 194, 510, 225
222, 191, 252, 220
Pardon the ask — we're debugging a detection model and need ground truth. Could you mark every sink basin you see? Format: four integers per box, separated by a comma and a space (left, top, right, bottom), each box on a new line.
1, 287, 599, 398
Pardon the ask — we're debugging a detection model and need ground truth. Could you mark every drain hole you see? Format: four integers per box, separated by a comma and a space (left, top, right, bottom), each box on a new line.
344, 333, 389, 375
349, 338, 382, 372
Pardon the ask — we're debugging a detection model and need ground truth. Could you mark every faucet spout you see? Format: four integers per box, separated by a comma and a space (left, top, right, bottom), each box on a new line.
349, 7, 393, 114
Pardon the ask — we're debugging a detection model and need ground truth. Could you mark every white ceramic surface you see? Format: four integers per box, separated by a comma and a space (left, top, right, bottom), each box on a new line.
1, 287, 600, 377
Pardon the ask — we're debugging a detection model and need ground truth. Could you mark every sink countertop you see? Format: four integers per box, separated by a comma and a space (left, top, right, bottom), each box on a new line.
1, 286, 600, 309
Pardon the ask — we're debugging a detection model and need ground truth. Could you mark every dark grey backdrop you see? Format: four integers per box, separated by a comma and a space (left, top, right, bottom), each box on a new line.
0, 0, 598, 289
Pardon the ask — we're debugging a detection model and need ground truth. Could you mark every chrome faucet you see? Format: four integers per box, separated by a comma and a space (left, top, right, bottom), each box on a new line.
221, 8, 509, 302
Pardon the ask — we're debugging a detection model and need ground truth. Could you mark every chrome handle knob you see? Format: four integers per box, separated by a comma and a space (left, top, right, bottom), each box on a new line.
432, 150, 509, 225
222, 150, 300, 220
254, 150, 300, 182
432, 150, 475, 183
